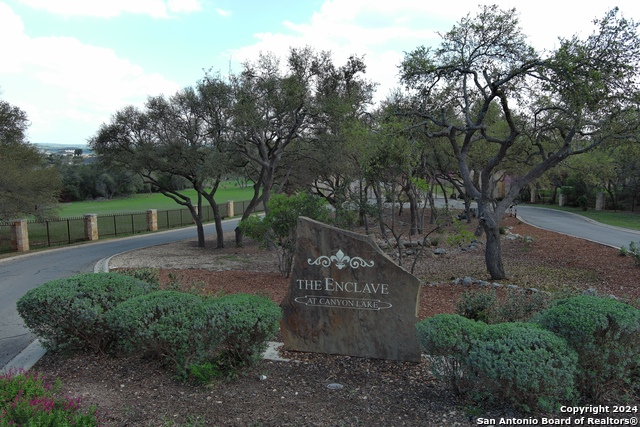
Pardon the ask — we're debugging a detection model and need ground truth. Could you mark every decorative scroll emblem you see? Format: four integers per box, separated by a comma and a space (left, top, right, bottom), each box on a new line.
308, 249, 375, 270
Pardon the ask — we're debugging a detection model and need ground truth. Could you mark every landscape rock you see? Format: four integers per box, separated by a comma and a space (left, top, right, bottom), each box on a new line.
280, 217, 422, 362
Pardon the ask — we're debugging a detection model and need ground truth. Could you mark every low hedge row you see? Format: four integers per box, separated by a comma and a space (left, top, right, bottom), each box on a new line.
417, 295, 640, 411
17, 273, 158, 353
17, 273, 282, 381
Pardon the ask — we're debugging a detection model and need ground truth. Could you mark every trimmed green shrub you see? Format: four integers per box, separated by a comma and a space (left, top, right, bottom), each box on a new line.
16, 272, 157, 353
416, 314, 484, 393
116, 267, 161, 286
107, 291, 205, 377
497, 289, 552, 323
108, 292, 281, 382
200, 293, 282, 374
456, 290, 497, 323
467, 322, 578, 412
534, 295, 640, 401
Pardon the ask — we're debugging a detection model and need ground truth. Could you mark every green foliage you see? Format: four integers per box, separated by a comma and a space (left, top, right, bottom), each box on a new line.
497, 290, 553, 323
621, 241, 640, 266
446, 219, 475, 247
576, 195, 588, 211
456, 289, 554, 324
417, 315, 578, 412
456, 290, 497, 323
108, 291, 280, 382
534, 295, 640, 401
201, 294, 281, 375
107, 291, 206, 377
240, 192, 331, 276
16, 272, 158, 353
0, 369, 101, 426
0, 100, 61, 220
467, 323, 578, 412
117, 267, 161, 287
416, 314, 484, 394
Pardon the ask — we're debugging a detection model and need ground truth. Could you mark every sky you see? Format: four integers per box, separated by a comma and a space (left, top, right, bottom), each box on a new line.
1, 0, 639, 146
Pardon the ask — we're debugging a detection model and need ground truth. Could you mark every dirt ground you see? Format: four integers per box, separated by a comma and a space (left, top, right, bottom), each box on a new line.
32, 214, 640, 426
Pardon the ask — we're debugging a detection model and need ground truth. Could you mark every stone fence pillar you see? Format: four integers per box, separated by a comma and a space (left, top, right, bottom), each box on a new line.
146, 209, 158, 231
595, 192, 605, 211
227, 200, 235, 218
530, 187, 537, 203
84, 214, 98, 241
558, 193, 566, 207
11, 219, 29, 252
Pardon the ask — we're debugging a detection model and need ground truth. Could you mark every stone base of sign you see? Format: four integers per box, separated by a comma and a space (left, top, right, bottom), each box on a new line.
280, 217, 422, 362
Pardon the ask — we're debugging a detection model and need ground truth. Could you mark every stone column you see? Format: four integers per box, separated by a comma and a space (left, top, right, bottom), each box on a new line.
146, 209, 158, 231
11, 219, 29, 252
84, 214, 98, 241
227, 200, 235, 218
530, 187, 537, 203
558, 193, 566, 207
595, 192, 605, 211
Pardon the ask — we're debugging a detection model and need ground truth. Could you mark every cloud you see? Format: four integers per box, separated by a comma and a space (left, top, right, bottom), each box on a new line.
225, 0, 442, 102
225, 0, 640, 103
215, 8, 231, 18
1, 2, 180, 143
18, 0, 203, 18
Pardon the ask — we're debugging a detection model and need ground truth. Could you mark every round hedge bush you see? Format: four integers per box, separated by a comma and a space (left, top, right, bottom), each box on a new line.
107, 290, 205, 376
534, 295, 640, 401
415, 314, 485, 393
200, 293, 282, 371
16, 272, 158, 353
467, 322, 578, 412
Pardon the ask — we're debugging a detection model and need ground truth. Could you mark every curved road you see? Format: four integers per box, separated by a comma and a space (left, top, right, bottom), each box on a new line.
516, 205, 640, 249
2, 206, 639, 370
0, 219, 241, 368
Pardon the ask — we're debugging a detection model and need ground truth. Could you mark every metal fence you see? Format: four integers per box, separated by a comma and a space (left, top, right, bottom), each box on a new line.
0, 200, 263, 254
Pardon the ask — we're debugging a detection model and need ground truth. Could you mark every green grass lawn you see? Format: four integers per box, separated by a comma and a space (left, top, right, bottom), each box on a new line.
525, 204, 640, 231
57, 184, 255, 218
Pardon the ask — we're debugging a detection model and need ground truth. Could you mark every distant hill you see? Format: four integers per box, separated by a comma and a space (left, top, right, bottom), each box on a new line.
33, 143, 94, 156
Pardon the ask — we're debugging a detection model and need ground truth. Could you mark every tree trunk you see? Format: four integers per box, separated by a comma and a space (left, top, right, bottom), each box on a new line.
481, 213, 506, 280
373, 184, 386, 239
407, 190, 418, 236
212, 202, 224, 248
235, 226, 243, 248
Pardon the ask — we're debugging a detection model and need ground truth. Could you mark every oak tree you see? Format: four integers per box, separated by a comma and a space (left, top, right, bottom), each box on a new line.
400, 6, 640, 279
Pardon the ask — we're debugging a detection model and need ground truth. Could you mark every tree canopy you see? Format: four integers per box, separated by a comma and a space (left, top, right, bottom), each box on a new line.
0, 100, 61, 220
399, 6, 640, 279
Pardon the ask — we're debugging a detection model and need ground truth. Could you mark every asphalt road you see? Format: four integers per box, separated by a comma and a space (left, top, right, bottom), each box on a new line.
2, 205, 639, 370
516, 205, 640, 249
0, 218, 241, 368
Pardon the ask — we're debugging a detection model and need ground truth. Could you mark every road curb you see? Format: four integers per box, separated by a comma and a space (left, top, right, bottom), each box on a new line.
0, 339, 47, 374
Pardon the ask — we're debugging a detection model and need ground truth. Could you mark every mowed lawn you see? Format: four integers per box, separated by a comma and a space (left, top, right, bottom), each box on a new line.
58, 185, 255, 218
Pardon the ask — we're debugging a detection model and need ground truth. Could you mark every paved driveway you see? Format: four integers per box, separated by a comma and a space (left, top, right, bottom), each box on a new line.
517, 205, 640, 249
0, 219, 241, 368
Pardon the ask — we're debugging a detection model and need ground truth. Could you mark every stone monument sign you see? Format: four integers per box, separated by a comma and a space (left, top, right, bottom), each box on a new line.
280, 217, 422, 362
